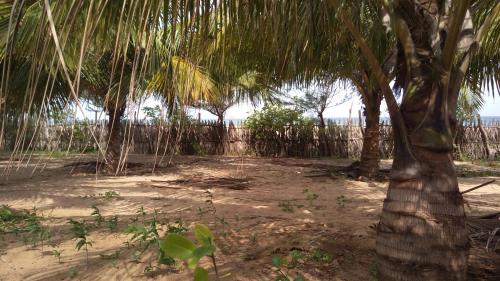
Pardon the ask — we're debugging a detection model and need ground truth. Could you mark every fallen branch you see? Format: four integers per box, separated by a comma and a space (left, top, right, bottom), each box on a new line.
304, 173, 337, 179
150, 184, 183, 190
151, 179, 189, 184
476, 212, 500, 220
150, 177, 250, 190
461, 179, 496, 195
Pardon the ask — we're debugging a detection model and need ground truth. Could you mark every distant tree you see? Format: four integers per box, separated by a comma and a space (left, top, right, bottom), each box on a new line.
456, 87, 484, 124
0, 2, 217, 173
294, 83, 350, 156
194, 71, 277, 154
294, 84, 350, 128
142, 105, 163, 125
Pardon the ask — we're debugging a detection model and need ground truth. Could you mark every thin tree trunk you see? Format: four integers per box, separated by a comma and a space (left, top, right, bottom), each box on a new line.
453, 119, 465, 161
359, 90, 381, 178
319, 114, 325, 131
105, 104, 125, 173
477, 114, 494, 161
0, 117, 5, 151
217, 114, 225, 155
318, 113, 330, 156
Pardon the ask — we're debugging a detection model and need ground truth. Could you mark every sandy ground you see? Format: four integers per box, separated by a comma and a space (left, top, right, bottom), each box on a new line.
0, 154, 499, 281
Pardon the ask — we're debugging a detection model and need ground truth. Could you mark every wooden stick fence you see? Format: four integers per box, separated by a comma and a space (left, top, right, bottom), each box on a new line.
1, 120, 499, 160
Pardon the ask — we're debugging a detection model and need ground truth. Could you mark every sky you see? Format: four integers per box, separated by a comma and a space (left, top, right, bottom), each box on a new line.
77, 87, 500, 122
188, 88, 500, 121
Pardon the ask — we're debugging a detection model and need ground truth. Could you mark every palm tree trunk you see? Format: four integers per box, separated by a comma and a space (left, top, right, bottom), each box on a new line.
359, 91, 381, 178
377, 148, 468, 280
376, 92, 468, 280
344, 1, 472, 279
105, 104, 125, 173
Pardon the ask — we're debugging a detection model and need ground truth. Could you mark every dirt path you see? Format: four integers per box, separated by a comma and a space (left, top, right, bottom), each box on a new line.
1, 155, 499, 281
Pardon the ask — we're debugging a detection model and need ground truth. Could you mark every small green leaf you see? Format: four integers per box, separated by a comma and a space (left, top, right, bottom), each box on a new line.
157, 250, 175, 265
193, 245, 215, 258
187, 245, 216, 269
194, 224, 213, 245
188, 257, 200, 269
294, 276, 305, 281
76, 239, 85, 251
272, 255, 282, 267
160, 234, 195, 260
193, 267, 209, 281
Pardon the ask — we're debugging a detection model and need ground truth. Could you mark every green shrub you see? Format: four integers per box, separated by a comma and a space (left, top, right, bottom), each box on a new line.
244, 105, 314, 156
245, 104, 313, 136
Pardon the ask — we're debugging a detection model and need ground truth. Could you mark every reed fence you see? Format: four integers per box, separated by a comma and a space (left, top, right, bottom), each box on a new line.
2, 120, 499, 160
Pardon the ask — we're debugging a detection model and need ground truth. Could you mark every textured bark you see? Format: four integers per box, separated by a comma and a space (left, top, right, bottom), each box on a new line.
373, 1, 473, 278
377, 84, 468, 280
377, 147, 468, 281
105, 105, 125, 174
359, 90, 382, 178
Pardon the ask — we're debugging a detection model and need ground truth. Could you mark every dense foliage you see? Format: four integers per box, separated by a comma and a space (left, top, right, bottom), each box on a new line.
244, 105, 315, 156
245, 105, 313, 132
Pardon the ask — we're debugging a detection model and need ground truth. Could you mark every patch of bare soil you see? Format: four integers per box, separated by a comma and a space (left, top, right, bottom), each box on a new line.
0, 155, 499, 281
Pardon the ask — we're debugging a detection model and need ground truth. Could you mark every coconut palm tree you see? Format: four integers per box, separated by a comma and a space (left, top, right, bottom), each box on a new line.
341, 1, 499, 279
2, 0, 499, 279
293, 81, 350, 156
1, 0, 163, 170
187, 1, 499, 279
213, 3, 498, 279
336, 2, 395, 178
0, 57, 70, 152
0, 1, 217, 173
192, 70, 277, 154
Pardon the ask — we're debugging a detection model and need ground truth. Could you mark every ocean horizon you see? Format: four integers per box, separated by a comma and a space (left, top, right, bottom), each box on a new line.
208, 116, 500, 125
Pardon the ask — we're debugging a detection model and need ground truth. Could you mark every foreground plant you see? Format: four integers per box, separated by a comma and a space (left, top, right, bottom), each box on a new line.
124, 213, 187, 267
0, 205, 50, 248
270, 247, 333, 281
90, 205, 104, 227
0, 205, 34, 234
302, 189, 319, 207
68, 219, 92, 266
1, 206, 52, 250
335, 195, 346, 208
26, 215, 51, 251
106, 216, 119, 232
272, 255, 305, 281
101, 191, 121, 200
278, 201, 295, 213
161, 224, 218, 281
52, 249, 63, 263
